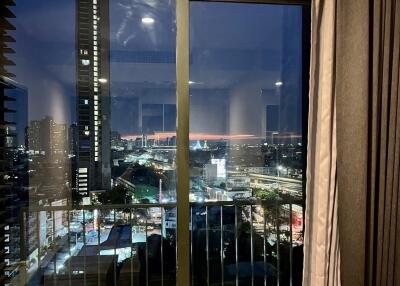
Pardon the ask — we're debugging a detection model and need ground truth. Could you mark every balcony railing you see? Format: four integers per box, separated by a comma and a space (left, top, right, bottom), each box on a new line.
17, 199, 303, 286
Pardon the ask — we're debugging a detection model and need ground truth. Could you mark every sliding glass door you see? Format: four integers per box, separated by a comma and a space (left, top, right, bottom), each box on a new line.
187, 2, 307, 285
0, 0, 309, 285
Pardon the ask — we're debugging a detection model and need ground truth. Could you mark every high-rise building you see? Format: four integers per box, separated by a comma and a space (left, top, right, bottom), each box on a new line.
27, 120, 40, 153
52, 123, 69, 157
69, 123, 78, 156
5, 84, 27, 147
27, 116, 69, 158
76, 0, 111, 196
0, 79, 29, 283
27, 117, 72, 208
0, 1, 17, 282
39, 116, 53, 156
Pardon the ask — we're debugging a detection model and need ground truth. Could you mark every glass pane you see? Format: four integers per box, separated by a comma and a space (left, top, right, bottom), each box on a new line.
189, 2, 307, 285
2, 0, 176, 284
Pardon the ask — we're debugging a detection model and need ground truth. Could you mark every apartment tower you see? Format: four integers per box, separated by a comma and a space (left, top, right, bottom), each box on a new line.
76, 0, 111, 196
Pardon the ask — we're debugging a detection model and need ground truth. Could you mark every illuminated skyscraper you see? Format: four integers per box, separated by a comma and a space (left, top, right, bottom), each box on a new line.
27, 116, 69, 158
76, 0, 111, 196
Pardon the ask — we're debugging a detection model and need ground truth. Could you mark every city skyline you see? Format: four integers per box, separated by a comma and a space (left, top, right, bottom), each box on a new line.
0, 1, 307, 284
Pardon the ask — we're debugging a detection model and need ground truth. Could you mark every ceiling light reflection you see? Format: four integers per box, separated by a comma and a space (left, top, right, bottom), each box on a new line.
141, 17, 155, 25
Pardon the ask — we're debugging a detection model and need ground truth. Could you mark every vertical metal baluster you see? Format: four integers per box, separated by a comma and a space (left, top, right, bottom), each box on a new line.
130, 209, 134, 286
83, 210, 87, 286
235, 205, 239, 286
19, 210, 27, 285
250, 206, 254, 286
263, 207, 267, 286
145, 209, 149, 286
175, 207, 178, 283
37, 212, 41, 280
276, 202, 280, 286
206, 206, 210, 286
97, 209, 101, 286
220, 205, 224, 286
67, 211, 72, 286
289, 203, 293, 286
161, 207, 164, 286
190, 207, 194, 286
114, 209, 117, 286
52, 211, 57, 284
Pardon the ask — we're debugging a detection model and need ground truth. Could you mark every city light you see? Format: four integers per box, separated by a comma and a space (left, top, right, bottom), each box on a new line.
141, 17, 155, 25
7, 1, 307, 282
81, 59, 90, 66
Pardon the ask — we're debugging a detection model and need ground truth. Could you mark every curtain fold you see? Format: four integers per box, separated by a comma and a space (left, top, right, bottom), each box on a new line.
303, 0, 340, 285
336, 0, 400, 285
305, 0, 400, 285
367, 0, 400, 285
335, 1, 370, 286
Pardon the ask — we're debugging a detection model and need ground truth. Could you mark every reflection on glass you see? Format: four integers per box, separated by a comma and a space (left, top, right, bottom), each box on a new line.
0, 0, 308, 284
189, 2, 305, 285
3, 0, 177, 284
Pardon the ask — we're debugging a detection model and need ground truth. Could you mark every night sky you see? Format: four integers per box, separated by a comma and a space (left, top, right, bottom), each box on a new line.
9, 0, 304, 138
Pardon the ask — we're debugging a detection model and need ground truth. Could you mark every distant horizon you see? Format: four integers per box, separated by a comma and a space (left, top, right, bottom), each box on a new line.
121, 132, 302, 141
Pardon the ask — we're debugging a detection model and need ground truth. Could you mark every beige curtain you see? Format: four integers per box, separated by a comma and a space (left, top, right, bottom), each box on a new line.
335, 0, 370, 285
336, 0, 400, 285
305, 0, 400, 285
302, 0, 340, 285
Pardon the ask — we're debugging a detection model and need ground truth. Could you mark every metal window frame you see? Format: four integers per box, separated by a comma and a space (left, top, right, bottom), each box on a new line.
175, 0, 311, 285
191, 0, 310, 4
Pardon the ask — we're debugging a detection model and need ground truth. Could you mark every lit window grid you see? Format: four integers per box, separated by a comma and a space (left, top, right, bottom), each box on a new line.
93, 2, 99, 149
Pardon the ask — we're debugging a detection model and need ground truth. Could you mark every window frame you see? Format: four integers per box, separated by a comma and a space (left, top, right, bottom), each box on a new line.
175, 1, 311, 285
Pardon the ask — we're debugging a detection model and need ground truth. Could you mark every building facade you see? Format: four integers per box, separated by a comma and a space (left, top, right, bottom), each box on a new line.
0, 1, 18, 283
76, 0, 111, 196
